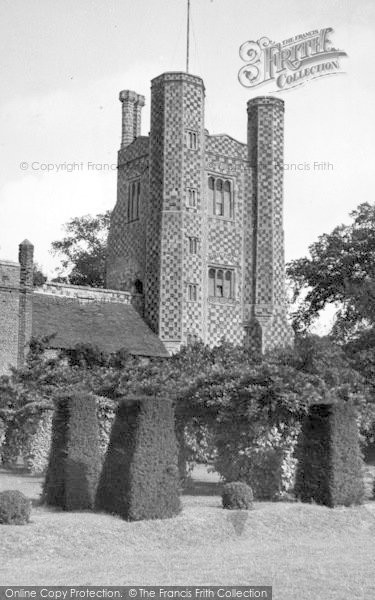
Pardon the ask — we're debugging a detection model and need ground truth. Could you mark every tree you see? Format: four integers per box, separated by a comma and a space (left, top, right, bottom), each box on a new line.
51, 211, 111, 288
33, 264, 47, 287
287, 203, 375, 336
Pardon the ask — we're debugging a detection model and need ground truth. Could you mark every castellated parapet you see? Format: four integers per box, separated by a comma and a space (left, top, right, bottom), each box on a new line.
106, 72, 294, 353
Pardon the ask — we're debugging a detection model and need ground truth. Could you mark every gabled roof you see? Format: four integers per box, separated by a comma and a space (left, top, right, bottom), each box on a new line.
32, 294, 168, 358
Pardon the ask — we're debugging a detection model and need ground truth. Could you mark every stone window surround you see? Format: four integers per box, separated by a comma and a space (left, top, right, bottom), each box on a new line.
186, 283, 198, 302
207, 175, 234, 220
188, 236, 199, 254
186, 187, 198, 209
127, 178, 141, 223
186, 129, 198, 151
208, 266, 235, 299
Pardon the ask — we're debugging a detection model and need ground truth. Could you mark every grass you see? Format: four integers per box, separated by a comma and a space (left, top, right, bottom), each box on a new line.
0, 466, 375, 599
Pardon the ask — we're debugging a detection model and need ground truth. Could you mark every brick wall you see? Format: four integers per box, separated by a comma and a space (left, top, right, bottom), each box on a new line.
0, 261, 20, 374
106, 136, 149, 315
204, 136, 249, 346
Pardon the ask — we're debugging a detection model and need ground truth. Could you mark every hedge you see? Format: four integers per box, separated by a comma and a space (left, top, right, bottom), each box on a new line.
96, 395, 181, 521
44, 391, 102, 510
1, 396, 115, 474
295, 402, 365, 507
0, 409, 14, 462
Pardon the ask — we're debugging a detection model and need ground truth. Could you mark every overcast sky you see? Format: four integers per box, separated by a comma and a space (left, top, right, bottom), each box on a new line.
1, 0, 374, 312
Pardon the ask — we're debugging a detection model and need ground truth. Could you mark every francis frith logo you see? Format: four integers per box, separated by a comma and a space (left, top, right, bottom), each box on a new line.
238, 27, 347, 91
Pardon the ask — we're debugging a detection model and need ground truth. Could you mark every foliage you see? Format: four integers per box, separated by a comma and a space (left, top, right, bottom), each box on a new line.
295, 402, 365, 507
63, 343, 109, 369
51, 211, 111, 288
222, 481, 253, 510
0, 490, 31, 525
33, 264, 47, 287
0, 409, 14, 464
44, 391, 101, 510
2, 334, 374, 500
287, 202, 375, 335
212, 362, 322, 499
96, 396, 181, 521
1, 396, 115, 475
1, 401, 53, 473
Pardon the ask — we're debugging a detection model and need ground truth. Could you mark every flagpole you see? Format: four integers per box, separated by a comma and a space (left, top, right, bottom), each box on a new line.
186, 0, 190, 73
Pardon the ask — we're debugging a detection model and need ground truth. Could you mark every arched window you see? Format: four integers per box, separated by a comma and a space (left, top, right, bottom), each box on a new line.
208, 268, 215, 296
224, 181, 231, 218
131, 183, 136, 220
215, 180, 224, 216
187, 188, 197, 208
127, 180, 141, 222
135, 181, 140, 219
187, 130, 198, 150
208, 268, 234, 299
127, 186, 131, 222
208, 176, 233, 218
216, 269, 224, 296
187, 283, 198, 301
224, 270, 232, 298
208, 177, 215, 213
189, 237, 198, 254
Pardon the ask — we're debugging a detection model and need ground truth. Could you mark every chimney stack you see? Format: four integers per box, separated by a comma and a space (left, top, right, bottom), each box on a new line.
119, 90, 145, 149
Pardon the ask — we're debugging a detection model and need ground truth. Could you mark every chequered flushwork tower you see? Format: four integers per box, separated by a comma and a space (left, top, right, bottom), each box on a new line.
146, 73, 205, 352
106, 72, 293, 354
244, 97, 294, 352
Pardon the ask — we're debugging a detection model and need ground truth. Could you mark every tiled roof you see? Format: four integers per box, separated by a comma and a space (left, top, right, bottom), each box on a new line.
32, 294, 168, 358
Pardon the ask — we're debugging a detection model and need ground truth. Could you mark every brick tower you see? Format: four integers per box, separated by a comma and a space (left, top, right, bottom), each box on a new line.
146, 73, 206, 352
244, 97, 293, 352
106, 72, 293, 354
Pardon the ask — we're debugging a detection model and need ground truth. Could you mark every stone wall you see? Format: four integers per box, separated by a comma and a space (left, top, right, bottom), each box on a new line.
36, 282, 132, 305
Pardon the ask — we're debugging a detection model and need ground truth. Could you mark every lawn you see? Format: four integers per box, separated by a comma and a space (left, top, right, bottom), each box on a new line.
0, 466, 375, 599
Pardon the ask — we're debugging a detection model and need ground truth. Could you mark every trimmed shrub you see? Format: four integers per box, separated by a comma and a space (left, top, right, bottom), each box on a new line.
44, 391, 101, 510
96, 395, 181, 521
222, 482, 253, 510
0, 409, 14, 464
295, 402, 365, 507
0, 490, 31, 525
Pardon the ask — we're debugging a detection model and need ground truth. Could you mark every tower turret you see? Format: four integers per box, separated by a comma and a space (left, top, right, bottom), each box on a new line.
244, 97, 293, 352
145, 72, 206, 352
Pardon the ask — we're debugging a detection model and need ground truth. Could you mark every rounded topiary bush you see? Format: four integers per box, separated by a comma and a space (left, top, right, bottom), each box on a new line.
0, 490, 31, 525
222, 482, 253, 510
